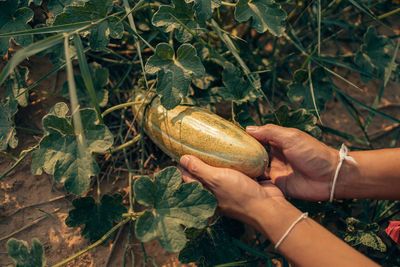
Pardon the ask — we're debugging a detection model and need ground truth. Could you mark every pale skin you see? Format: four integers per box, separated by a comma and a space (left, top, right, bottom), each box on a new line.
179, 124, 400, 267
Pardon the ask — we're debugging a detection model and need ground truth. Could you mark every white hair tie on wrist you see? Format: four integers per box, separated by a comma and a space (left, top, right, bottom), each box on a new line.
274, 212, 308, 250
329, 144, 357, 202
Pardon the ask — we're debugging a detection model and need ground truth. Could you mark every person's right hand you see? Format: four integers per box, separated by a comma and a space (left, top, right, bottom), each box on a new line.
246, 124, 340, 201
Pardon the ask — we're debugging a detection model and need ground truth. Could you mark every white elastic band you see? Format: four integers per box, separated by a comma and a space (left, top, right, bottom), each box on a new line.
274, 212, 308, 250
329, 144, 357, 202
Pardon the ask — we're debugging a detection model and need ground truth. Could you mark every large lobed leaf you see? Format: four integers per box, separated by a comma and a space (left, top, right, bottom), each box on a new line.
7, 238, 46, 267
65, 194, 127, 242
0, 0, 34, 55
270, 105, 321, 137
184, 0, 221, 22
145, 43, 205, 109
355, 26, 394, 83
234, 0, 286, 35
179, 217, 245, 266
54, 0, 123, 51
217, 62, 261, 103
134, 167, 217, 252
152, 0, 199, 43
287, 67, 333, 113
31, 102, 114, 195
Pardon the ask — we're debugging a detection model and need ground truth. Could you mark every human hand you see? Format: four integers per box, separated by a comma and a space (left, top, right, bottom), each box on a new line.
179, 155, 284, 224
246, 124, 338, 201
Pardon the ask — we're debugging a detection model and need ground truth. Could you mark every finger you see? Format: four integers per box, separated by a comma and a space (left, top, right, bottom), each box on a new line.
182, 174, 199, 183
263, 146, 283, 180
263, 167, 271, 179
259, 179, 274, 187
180, 155, 219, 185
178, 166, 200, 183
246, 124, 297, 147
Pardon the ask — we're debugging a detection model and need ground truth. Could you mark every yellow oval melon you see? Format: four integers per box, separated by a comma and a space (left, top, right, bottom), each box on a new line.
133, 93, 268, 177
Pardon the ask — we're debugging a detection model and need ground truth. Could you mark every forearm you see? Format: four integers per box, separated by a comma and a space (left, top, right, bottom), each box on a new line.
337, 148, 400, 199
247, 197, 378, 267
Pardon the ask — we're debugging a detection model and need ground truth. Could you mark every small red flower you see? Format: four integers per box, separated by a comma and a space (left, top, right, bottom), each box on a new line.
385, 221, 400, 245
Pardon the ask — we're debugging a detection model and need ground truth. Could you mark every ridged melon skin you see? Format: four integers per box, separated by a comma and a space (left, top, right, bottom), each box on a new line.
133, 94, 268, 177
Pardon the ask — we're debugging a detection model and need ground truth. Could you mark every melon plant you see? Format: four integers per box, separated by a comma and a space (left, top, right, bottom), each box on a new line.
0, 0, 399, 266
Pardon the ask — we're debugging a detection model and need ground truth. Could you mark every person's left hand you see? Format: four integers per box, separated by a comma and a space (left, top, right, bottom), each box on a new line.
179, 155, 284, 224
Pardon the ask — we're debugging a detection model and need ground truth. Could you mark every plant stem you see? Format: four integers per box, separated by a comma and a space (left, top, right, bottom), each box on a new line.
96, 175, 101, 203
378, 7, 400, 19
51, 217, 131, 267
64, 35, 88, 157
317, 0, 321, 56
141, 242, 147, 267
7, 195, 66, 217
102, 101, 147, 118
120, 129, 136, 213
108, 135, 141, 154
0, 146, 37, 180
73, 34, 104, 124
220, 1, 236, 6
211, 19, 280, 125
307, 61, 322, 124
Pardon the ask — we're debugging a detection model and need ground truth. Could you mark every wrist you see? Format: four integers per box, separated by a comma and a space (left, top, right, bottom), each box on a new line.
335, 149, 400, 200
333, 151, 364, 199
245, 197, 303, 242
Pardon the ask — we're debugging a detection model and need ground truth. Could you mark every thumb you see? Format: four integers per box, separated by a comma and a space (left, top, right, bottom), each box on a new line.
180, 155, 219, 186
246, 124, 294, 147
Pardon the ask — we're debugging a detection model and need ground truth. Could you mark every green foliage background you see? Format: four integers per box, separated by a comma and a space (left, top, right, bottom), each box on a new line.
0, 0, 399, 266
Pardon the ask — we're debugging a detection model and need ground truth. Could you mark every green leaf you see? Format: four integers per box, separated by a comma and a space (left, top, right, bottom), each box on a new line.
184, 0, 221, 22
65, 194, 126, 242
7, 238, 46, 267
134, 167, 217, 252
268, 105, 321, 137
354, 26, 394, 83
31, 102, 114, 194
179, 217, 245, 266
18, 0, 44, 6
0, 33, 64, 86
62, 63, 109, 107
287, 67, 333, 112
344, 217, 386, 252
357, 232, 386, 252
145, 43, 205, 109
0, 0, 34, 55
47, 0, 87, 18
293, 68, 308, 83
185, 87, 219, 108
4, 66, 30, 107
217, 62, 261, 103
232, 103, 256, 129
234, 0, 286, 35
54, 0, 123, 51
152, 0, 198, 43
0, 99, 18, 151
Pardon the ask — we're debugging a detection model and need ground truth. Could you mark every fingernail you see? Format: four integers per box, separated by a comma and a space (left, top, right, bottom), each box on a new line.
246, 126, 258, 132
180, 155, 190, 168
